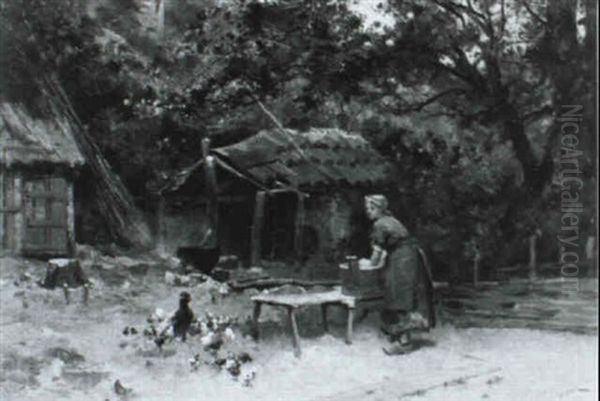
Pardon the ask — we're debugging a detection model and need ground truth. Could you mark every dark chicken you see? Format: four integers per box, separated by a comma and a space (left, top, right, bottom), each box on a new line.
173, 291, 194, 341
155, 291, 195, 348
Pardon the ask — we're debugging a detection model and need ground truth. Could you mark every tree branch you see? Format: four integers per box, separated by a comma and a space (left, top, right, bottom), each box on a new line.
465, 0, 488, 23
451, 46, 489, 92
520, 0, 548, 26
500, 0, 507, 35
432, 0, 467, 29
395, 87, 468, 114
433, 0, 489, 34
522, 105, 553, 122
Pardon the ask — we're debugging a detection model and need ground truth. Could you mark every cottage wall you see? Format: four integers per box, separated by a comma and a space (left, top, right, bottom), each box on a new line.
154, 189, 370, 270
305, 194, 349, 257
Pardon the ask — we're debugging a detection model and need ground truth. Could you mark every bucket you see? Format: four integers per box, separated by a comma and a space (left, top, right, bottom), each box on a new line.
339, 256, 383, 298
176, 247, 220, 274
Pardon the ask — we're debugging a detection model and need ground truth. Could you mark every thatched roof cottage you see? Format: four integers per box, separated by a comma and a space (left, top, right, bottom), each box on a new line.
0, 102, 84, 256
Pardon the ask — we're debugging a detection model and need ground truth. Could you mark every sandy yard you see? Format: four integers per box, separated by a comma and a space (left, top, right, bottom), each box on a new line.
0, 256, 597, 401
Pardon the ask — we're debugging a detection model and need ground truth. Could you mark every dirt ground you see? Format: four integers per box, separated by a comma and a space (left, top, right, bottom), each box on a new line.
0, 255, 597, 401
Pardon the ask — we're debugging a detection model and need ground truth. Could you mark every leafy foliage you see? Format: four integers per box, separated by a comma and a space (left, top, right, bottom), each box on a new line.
0, 0, 595, 275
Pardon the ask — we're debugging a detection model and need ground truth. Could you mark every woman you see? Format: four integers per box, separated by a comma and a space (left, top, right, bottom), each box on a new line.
364, 194, 436, 355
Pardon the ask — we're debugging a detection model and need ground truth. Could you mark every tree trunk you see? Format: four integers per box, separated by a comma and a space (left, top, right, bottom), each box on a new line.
501, 104, 545, 193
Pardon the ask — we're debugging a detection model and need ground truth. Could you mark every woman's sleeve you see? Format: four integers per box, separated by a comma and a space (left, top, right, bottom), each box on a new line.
372, 218, 409, 248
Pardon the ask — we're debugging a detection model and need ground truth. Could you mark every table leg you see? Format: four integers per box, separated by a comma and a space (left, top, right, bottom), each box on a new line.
63, 284, 70, 305
321, 304, 329, 333
288, 307, 301, 358
346, 307, 354, 345
82, 284, 90, 306
251, 302, 262, 341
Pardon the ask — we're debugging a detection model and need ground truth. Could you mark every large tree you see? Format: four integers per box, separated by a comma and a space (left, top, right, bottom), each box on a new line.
1, 0, 594, 270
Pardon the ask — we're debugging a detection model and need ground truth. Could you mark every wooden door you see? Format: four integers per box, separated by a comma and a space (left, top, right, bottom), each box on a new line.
0, 170, 15, 251
22, 176, 69, 255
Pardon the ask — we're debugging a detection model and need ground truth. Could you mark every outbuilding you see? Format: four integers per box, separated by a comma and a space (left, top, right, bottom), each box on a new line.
0, 102, 84, 257
154, 127, 392, 275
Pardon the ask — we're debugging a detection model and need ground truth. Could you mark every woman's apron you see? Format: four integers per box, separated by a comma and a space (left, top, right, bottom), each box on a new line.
384, 236, 436, 328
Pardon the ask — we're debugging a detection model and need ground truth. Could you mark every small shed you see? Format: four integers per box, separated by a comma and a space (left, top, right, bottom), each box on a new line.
0, 102, 84, 257
155, 128, 392, 272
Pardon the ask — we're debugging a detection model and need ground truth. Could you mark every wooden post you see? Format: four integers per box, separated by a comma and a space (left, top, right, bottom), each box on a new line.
321, 304, 329, 333
66, 180, 76, 256
473, 250, 481, 287
13, 174, 23, 254
251, 301, 262, 340
529, 233, 538, 281
294, 192, 305, 259
345, 307, 354, 345
250, 191, 266, 266
63, 283, 70, 304
82, 283, 90, 305
288, 307, 302, 358
202, 138, 219, 244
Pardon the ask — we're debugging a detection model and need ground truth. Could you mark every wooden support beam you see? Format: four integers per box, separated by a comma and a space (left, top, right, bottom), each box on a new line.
268, 188, 309, 196
250, 191, 267, 266
14, 174, 23, 253
66, 180, 75, 256
202, 138, 219, 243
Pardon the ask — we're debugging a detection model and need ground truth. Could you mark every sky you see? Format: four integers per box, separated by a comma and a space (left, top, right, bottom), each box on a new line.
347, 0, 396, 32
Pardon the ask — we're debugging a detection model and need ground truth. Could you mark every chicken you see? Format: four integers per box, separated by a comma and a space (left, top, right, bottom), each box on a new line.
154, 291, 195, 348
172, 291, 194, 341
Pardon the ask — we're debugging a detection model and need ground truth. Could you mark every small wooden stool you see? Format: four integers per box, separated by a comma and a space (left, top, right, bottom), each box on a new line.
43, 258, 90, 304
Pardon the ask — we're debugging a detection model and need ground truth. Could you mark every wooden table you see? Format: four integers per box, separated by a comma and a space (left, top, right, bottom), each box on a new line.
251, 288, 382, 357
